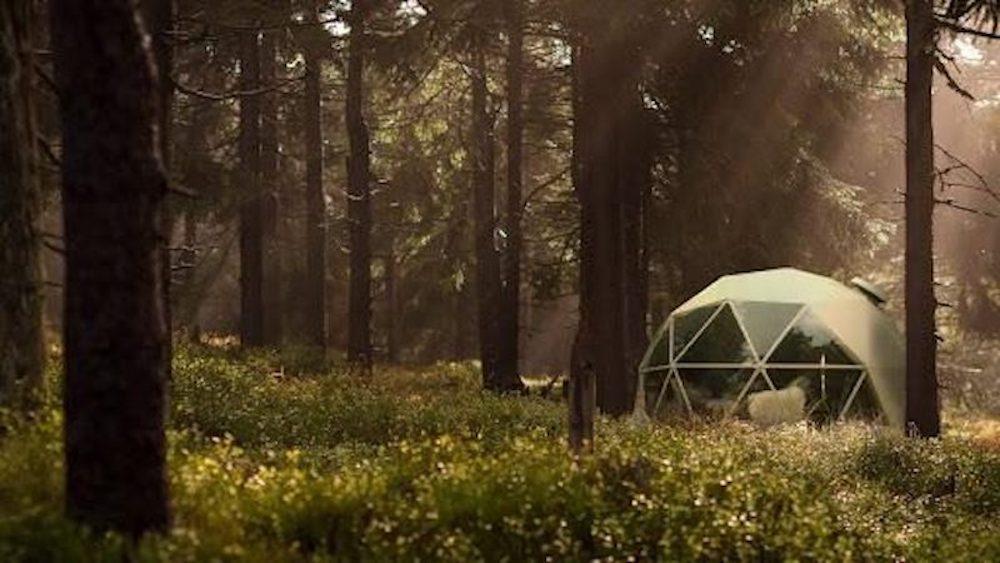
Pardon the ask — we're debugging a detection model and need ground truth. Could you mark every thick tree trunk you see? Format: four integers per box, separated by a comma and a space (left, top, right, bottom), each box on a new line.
261, 29, 283, 346
497, 0, 527, 392
51, 0, 171, 535
304, 14, 327, 349
904, 0, 940, 437
239, 31, 265, 347
572, 10, 646, 416
0, 0, 44, 406
143, 0, 173, 165
470, 29, 504, 390
346, 1, 373, 369
142, 0, 174, 391
622, 108, 651, 407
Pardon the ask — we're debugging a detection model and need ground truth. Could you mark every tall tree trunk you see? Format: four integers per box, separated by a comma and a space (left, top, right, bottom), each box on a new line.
176, 93, 210, 339
239, 30, 265, 347
304, 9, 327, 349
0, 0, 44, 406
904, 0, 940, 437
471, 28, 504, 390
572, 9, 645, 416
497, 0, 527, 392
142, 0, 174, 392
569, 43, 595, 450
346, 1, 373, 369
622, 108, 650, 411
51, 0, 171, 535
261, 28, 283, 346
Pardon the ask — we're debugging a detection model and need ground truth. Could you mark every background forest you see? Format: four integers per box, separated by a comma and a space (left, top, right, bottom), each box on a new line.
1, 0, 999, 560
40, 0, 999, 385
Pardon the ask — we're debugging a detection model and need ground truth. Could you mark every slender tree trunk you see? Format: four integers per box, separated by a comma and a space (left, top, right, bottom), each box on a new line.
385, 252, 400, 364
239, 30, 265, 347
261, 28, 283, 346
497, 0, 527, 392
176, 93, 209, 339
569, 44, 595, 450
51, 0, 171, 535
471, 29, 504, 390
346, 1, 373, 368
181, 211, 201, 342
904, 0, 940, 437
304, 10, 327, 349
0, 0, 44, 406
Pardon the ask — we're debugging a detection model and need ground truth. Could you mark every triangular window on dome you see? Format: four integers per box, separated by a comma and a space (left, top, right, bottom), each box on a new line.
731, 302, 803, 358
766, 309, 857, 366
679, 304, 755, 364
671, 304, 721, 359
765, 368, 855, 420
839, 373, 883, 422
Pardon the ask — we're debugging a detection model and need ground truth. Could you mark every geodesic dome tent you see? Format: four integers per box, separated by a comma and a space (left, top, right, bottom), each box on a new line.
637, 268, 905, 429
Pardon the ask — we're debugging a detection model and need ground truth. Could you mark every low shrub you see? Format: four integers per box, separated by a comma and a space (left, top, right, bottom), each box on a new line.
0, 347, 997, 561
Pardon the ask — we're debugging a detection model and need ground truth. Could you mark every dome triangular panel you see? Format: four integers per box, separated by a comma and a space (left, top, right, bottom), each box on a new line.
679, 304, 754, 363
731, 301, 803, 358
767, 309, 856, 365
671, 304, 720, 358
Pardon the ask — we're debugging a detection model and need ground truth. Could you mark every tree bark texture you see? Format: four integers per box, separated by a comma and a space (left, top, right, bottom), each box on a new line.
141, 0, 174, 392
470, 29, 504, 390
904, 0, 941, 438
572, 9, 647, 416
304, 14, 327, 349
497, 0, 527, 392
239, 30, 265, 347
50, 0, 171, 535
261, 29, 283, 346
347, 1, 373, 368
569, 44, 596, 450
0, 0, 45, 406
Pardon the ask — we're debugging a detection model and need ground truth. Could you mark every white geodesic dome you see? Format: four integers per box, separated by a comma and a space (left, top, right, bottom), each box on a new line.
637, 268, 905, 429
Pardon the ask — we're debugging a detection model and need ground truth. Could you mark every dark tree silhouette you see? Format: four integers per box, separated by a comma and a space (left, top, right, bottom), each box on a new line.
0, 0, 44, 406
304, 4, 328, 349
470, 25, 504, 390
261, 26, 284, 346
239, 29, 265, 348
497, 0, 527, 392
347, 0, 374, 369
901, 0, 1000, 437
142, 0, 175, 404
903, 0, 939, 438
51, 0, 171, 535
571, 6, 648, 416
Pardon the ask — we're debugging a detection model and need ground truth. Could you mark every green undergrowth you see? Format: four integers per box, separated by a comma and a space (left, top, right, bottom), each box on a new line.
1, 345, 998, 561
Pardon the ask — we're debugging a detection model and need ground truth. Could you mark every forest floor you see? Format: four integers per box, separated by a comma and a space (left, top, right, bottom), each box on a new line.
1, 344, 998, 561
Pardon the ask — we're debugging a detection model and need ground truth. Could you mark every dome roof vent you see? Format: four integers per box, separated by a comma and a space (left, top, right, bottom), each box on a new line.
850, 277, 887, 308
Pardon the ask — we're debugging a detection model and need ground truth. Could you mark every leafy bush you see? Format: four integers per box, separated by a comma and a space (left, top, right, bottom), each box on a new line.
1, 346, 998, 561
